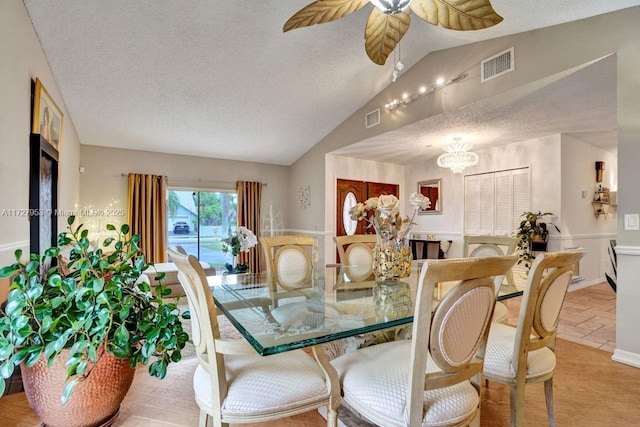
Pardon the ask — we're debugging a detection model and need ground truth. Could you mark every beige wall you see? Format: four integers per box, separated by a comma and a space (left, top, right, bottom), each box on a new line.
79, 145, 291, 234
0, 2, 80, 285
291, 8, 640, 365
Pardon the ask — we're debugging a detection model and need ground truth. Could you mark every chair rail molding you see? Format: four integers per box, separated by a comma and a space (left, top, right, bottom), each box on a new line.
0, 239, 30, 263
614, 245, 640, 256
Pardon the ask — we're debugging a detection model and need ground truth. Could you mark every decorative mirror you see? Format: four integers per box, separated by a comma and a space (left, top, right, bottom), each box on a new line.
417, 179, 441, 215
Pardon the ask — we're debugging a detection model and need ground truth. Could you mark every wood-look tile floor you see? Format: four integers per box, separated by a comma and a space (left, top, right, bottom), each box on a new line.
1, 283, 630, 427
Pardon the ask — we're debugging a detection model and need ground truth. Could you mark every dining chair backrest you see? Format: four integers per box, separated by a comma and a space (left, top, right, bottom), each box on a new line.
167, 247, 228, 404
514, 250, 584, 359
406, 254, 519, 425
333, 234, 376, 281
260, 235, 316, 290
463, 235, 518, 293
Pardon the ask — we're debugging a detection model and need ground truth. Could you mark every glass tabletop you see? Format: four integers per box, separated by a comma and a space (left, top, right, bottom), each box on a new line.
209, 263, 523, 356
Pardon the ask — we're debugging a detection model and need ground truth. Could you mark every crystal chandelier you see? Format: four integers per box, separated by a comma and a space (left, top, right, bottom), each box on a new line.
369, 0, 412, 14
437, 137, 479, 174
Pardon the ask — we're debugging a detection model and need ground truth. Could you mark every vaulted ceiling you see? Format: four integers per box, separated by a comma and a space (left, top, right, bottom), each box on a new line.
24, 1, 638, 165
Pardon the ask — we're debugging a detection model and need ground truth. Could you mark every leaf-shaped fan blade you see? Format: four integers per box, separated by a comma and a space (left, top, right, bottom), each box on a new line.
365, 8, 411, 65
283, 0, 370, 32
410, 0, 503, 30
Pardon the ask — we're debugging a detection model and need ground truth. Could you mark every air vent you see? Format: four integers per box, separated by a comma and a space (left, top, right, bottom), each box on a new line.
481, 47, 514, 83
365, 108, 380, 129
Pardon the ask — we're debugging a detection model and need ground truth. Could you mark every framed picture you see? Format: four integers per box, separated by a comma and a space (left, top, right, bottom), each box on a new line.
30, 134, 59, 268
417, 179, 442, 215
32, 78, 63, 151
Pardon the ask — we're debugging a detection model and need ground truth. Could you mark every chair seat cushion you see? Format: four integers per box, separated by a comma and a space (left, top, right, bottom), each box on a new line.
331, 340, 479, 427
483, 322, 556, 381
193, 349, 329, 417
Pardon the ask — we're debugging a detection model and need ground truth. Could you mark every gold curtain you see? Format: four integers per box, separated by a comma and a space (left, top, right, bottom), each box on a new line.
127, 173, 168, 263
236, 181, 262, 273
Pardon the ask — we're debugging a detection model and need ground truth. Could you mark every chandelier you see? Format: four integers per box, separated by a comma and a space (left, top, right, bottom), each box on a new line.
437, 137, 479, 173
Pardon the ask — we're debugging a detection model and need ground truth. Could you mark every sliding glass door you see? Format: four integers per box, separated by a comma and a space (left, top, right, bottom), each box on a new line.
167, 189, 237, 271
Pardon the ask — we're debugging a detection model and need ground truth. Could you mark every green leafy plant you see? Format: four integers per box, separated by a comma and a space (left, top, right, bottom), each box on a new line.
515, 211, 561, 271
0, 217, 188, 402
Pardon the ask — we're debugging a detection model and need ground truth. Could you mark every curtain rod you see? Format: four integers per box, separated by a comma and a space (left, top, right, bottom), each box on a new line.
119, 173, 267, 186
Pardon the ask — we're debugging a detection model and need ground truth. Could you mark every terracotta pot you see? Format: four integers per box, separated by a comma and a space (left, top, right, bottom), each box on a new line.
21, 349, 135, 427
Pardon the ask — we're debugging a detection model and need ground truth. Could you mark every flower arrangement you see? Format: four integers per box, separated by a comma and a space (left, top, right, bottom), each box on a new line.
349, 193, 431, 280
222, 226, 258, 273
349, 193, 431, 240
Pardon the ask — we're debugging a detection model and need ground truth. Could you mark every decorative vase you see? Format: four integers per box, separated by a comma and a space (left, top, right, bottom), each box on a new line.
372, 234, 413, 281
373, 280, 412, 320
21, 348, 135, 427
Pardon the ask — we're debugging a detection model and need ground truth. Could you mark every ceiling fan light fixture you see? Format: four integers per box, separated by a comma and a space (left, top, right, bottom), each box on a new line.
370, 0, 412, 14
437, 137, 479, 174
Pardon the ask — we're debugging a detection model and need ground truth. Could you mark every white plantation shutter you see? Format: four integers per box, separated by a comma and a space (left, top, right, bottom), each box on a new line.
478, 174, 495, 234
464, 175, 480, 233
464, 167, 529, 235
512, 169, 531, 230
494, 171, 513, 235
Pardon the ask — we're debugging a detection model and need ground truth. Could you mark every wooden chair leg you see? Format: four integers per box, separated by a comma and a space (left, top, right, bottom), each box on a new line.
544, 377, 557, 427
510, 383, 526, 427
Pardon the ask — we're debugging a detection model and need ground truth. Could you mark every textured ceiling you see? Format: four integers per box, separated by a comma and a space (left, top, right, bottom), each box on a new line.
24, 1, 638, 165
332, 54, 618, 163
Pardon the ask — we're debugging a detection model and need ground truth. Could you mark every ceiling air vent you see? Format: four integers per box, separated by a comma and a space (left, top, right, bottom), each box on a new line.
481, 47, 514, 83
365, 108, 380, 129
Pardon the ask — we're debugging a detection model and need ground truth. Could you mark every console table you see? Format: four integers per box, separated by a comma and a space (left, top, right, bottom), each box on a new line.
409, 239, 451, 260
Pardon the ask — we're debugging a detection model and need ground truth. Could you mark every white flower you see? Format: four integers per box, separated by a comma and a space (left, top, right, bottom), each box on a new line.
349, 203, 366, 221
409, 192, 431, 210
377, 194, 399, 218
237, 226, 257, 252
364, 197, 378, 210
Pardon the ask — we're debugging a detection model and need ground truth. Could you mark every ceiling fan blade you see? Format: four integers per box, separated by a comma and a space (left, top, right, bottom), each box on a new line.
365, 8, 411, 65
410, 0, 503, 30
283, 0, 370, 32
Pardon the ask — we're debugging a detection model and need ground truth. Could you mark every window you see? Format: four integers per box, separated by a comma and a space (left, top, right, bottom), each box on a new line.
167, 190, 237, 271
464, 168, 530, 235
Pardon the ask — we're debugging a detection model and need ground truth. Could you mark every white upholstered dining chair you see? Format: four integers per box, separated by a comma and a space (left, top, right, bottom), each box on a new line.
333, 234, 376, 281
463, 235, 518, 324
482, 250, 585, 427
167, 248, 339, 427
260, 235, 316, 287
331, 254, 518, 427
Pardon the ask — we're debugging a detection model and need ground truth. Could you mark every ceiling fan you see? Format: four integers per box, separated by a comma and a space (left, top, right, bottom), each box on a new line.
283, 0, 503, 66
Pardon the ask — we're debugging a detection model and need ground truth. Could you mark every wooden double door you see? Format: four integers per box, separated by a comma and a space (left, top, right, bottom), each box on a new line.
336, 178, 399, 238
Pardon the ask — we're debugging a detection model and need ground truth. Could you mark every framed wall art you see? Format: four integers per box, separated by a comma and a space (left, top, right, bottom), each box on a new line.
29, 134, 59, 266
32, 78, 63, 151
417, 179, 442, 215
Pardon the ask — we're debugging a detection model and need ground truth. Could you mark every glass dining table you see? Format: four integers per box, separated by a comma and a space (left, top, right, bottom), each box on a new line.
208, 262, 523, 356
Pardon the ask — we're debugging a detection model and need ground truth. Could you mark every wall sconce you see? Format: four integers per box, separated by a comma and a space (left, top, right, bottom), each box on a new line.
595, 161, 605, 183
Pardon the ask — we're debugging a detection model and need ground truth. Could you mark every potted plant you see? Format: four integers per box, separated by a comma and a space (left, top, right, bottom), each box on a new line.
515, 211, 561, 270
0, 216, 188, 427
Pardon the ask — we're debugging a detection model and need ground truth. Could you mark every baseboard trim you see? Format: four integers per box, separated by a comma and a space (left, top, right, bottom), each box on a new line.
612, 349, 640, 368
